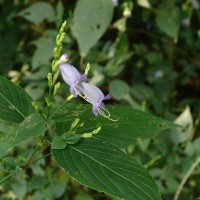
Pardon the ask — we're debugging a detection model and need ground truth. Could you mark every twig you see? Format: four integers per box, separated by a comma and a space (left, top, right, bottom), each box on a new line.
174, 155, 200, 200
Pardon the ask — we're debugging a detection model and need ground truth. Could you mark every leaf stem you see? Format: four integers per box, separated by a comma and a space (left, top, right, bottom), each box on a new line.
31, 152, 51, 166
22, 144, 40, 168
49, 94, 73, 118
144, 155, 161, 169
173, 155, 200, 200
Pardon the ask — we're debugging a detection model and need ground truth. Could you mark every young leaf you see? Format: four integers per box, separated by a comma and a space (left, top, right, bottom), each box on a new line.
0, 76, 36, 124
71, 0, 113, 57
52, 135, 67, 150
52, 138, 161, 200
52, 104, 177, 147
12, 113, 53, 147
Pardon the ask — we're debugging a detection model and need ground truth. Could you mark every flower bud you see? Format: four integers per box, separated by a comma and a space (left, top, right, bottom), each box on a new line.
47, 73, 53, 87
53, 82, 60, 96
82, 133, 93, 138
57, 53, 70, 65
71, 118, 80, 131
66, 94, 73, 102
91, 127, 101, 135
84, 63, 90, 76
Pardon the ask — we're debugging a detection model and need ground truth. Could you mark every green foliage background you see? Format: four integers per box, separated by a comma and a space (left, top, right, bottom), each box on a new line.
0, 0, 200, 199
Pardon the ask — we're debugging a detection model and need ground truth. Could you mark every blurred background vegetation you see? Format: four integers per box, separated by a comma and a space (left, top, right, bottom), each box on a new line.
0, 0, 200, 199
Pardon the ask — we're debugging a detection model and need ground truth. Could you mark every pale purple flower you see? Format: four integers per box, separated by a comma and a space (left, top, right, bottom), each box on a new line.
59, 63, 86, 97
112, 0, 119, 7
58, 64, 117, 121
182, 17, 190, 26
191, 0, 200, 10
79, 83, 117, 121
154, 70, 164, 79
81, 83, 111, 116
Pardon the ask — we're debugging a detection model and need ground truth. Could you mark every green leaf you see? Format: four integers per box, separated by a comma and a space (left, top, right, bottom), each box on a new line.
52, 138, 161, 200
52, 135, 67, 150
156, 7, 181, 40
13, 113, 52, 147
71, 0, 113, 57
31, 35, 55, 68
0, 133, 15, 159
104, 52, 133, 77
11, 179, 27, 200
17, 2, 55, 25
109, 79, 130, 101
0, 121, 16, 159
51, 104, 177, 147
0, 76, 35, 124
170, 106, 193, 144
65, 134, 82, 144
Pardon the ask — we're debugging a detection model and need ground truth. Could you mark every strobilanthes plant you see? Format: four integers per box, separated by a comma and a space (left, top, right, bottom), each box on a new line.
0, 21, 178, 200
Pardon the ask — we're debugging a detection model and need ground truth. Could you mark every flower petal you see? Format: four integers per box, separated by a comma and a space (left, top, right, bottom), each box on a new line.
82, 83, 105, 104
59, 64, 81, 86
92, 104, 99, 116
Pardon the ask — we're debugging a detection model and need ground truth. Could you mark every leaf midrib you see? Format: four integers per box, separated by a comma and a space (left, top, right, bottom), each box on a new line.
0, 93, 25, 119
70, 144, 153, 200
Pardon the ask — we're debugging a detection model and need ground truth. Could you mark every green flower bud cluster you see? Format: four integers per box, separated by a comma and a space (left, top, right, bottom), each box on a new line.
45, 21, 68, 110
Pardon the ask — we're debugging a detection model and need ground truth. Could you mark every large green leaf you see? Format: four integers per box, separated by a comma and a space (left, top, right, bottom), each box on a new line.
12, 113, 53, 147
31, 35, 55, 69
0, 76, 35, 124
51, 104, 177, 147
17, 2, 55, 25
52, 138, 161, 200
71, 0, 113, 57
156, 7, 181, 40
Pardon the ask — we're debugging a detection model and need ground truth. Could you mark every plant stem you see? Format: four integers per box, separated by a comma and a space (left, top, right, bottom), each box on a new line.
22, 143, 50, 169
144, 155, 161, 169
31, 152, 52, 166
0, 174, 12, 185
174, 155, 200, 200
22, 144, 40, 168
0, 145, 51, 185
49, 94, 73, 118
